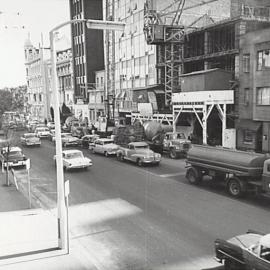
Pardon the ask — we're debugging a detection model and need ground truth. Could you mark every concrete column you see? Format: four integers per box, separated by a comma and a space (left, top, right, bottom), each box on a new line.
202, 105, 207, 145
222, 104, 227, 147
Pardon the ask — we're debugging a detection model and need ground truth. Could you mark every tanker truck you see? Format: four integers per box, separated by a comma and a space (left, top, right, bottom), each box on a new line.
185, 145, 270, 198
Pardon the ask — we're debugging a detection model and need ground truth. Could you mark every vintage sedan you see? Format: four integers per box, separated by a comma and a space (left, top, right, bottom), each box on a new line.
35, 127, 50, 138
215, 230, 270, 270
117, 142, 161, 166
90, 138, 119, 156
20, 133, 41, 146
0, 146, 27, 168
54, 149, 92, 171
80, 134, 100, 148
61, 133, 81, 147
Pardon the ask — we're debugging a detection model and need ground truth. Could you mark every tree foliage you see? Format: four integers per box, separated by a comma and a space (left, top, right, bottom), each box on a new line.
0, 90, 13, 116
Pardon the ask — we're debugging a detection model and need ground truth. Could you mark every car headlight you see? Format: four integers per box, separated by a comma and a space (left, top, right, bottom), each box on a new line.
155, 153, 161, 158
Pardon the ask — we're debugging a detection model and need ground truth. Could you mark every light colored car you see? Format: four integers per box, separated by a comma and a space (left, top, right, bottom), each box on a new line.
117, 142, 161, 166
61, 133, 81, 147
35, 127, 50, 138
54, 149, 92, 171
90, 138, 119, 156
20, 133, 41, 146
0, 146, 27, 168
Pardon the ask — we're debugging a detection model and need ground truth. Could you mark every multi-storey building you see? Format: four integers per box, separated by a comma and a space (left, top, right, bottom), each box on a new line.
88, 70, 105, 123
69, 0, 104, 117
24, 37, 50, 122
56, 48, 74, 112
238, 26, 270, 153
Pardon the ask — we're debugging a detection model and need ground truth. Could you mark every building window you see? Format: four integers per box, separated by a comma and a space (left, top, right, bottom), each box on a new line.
33, 94, 36, 102
257, 49, 270, 70
39, 94, 42, 102
257, 87, 270, 105
244, 88, 249, 105
243, 130, 253, 143
243, 54, 250, 73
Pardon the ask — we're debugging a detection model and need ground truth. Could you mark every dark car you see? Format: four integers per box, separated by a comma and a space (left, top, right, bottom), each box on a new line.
80, 134, 100, 148
215, 230, 270, 270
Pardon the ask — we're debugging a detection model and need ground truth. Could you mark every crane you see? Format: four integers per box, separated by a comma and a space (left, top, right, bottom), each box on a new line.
143, 0, 218, 107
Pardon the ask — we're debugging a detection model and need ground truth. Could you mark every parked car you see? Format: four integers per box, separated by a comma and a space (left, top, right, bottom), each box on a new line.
26, 120, 39, 132
80, 134, 100, 148
35, 127, 50, 138
20, 133, 41, 146
117, 142, 161, 166
54, 149, 92, 171
90, 138, 119, 156
60, 133, 81, 147
0, 146, 27, 168
215, 230, 270, 270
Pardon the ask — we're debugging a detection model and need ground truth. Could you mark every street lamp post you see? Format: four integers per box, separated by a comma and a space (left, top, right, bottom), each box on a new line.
50, 18, 125, 252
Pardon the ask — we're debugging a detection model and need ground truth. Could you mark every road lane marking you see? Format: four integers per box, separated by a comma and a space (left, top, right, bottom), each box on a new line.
159, 172, 186, 178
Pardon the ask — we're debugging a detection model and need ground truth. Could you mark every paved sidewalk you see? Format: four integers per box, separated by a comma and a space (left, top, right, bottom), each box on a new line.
0, 172, 100, 270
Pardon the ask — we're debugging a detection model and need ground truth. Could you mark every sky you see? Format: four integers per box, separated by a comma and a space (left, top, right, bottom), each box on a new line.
0, 0, 70, 88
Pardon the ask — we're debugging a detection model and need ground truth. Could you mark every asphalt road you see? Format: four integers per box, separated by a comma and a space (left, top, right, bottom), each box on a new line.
15, 138, 270, 270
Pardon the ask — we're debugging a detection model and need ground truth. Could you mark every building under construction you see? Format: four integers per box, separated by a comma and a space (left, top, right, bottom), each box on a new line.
104, 0, 270, 150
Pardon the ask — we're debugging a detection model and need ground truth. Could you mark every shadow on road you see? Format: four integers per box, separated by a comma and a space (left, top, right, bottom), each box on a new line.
202, 266, 223, 270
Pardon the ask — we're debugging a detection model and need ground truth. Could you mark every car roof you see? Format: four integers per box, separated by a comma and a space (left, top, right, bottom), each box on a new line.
83, 134, 99, 138
62, 149, 82, 154
24, 133, 36, 136
129, 142, 149, 147
98, 138, 113, 142
260, 234, 270, 248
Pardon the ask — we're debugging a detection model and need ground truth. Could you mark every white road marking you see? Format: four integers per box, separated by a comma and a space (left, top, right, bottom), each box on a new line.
159, 172, 186, 178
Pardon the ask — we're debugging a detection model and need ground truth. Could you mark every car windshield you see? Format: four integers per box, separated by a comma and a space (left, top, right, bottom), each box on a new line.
62, 133, 72, 138
25, 134, 36, 138
173, 133, 185, 139
135, 145, 149, 149
103, 140, 114, 144
65, 152, 83, 159
6, 151, 23, 157
37, 128, 49, 132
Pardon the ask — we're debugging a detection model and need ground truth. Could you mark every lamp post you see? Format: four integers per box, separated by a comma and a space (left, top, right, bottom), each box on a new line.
50, 18, 125, 252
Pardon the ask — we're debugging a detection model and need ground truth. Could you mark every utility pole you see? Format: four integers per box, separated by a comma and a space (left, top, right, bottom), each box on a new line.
50, 18, 125, 252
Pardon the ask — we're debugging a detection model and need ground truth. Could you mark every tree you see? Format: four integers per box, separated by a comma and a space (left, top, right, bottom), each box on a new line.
61, 103, 72, 123
0, 90, 13, 117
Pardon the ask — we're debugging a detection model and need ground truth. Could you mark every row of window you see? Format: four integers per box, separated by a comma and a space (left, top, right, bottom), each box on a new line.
243, 49, 270, 72
243, 87, 270, 105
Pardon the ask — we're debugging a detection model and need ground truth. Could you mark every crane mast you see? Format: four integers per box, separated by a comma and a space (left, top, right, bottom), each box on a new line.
144, 0, 218, 107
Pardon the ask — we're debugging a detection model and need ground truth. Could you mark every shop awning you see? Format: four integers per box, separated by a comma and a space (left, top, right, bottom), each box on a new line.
236, 119, 262, 131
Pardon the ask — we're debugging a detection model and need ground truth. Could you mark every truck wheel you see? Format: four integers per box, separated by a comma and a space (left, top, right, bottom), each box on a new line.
169, 148, 178, 159
137, 158, 143, 167
186, 167, 202, 185
227, 177, 245, 198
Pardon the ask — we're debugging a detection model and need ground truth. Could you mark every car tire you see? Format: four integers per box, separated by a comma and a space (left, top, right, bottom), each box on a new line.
186, 166, 202, 185
137, 158, 143, 167
104, 151, 109, 157
227, 177, 245, 198
169, 148, 178, 159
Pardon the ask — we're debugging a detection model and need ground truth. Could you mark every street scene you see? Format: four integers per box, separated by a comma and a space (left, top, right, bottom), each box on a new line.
0, 0, 270, 270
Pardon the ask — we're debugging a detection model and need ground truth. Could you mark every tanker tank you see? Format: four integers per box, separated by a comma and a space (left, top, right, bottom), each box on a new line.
187, 145, 268, 176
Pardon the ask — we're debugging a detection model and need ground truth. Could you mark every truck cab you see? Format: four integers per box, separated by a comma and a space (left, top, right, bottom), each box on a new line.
163, 132, 191, 159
